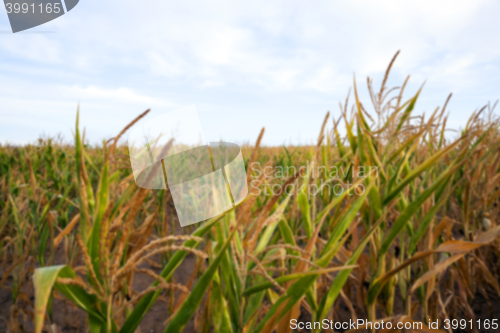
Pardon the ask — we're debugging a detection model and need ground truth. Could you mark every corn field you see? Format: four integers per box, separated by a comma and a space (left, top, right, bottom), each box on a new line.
2, 53, 500, 332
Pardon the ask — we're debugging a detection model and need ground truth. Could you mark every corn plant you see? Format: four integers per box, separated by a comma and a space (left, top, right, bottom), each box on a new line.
0, 52, 499, 333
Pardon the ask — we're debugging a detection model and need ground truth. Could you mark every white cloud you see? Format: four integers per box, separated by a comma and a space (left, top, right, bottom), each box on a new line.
63, 85, 174, 107
0, 0, 499, 144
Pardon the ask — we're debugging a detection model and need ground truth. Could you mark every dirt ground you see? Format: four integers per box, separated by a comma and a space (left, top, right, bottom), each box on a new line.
2, 217, 500, 333
0, 214, 198, 333
0, 251, 196, 333
3, 259, 500, 333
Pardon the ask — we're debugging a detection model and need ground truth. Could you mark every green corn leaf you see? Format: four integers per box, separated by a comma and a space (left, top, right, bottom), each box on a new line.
163, 227, 237, 333
255, 194, 292, 254
344, 115, 358, 154
34, 265, 105, 333
395, 90, 421, 135
243, 266, 356, 296
87, 146, 109, 284
251, 182, 372, 333
379, 162, 461, 257
278, 219, 297, 250
408, 180, 453, 254
217, 215, 241, 331
211, 271, 233, 333
316, 205, 387, 325
319, 179, 373, 264
383, 139, 460, 206
75, 109, 92, 241
119, 214, 225, 333
297, 185, 312, 238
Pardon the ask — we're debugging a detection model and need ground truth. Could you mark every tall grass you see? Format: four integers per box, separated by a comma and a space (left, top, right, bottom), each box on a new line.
1, 53, 500, 332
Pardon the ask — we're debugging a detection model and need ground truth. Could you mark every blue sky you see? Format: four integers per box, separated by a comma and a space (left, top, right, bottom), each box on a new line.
1, 0, 499, 146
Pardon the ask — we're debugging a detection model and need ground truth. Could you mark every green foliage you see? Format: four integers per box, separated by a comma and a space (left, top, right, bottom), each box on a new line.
2, 54, 500, 332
